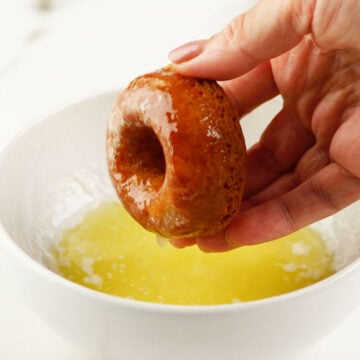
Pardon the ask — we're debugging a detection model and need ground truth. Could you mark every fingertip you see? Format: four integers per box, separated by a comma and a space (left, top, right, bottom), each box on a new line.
224, 228, 242, 248
196, 230, 235, 252
170, 238, 196, 248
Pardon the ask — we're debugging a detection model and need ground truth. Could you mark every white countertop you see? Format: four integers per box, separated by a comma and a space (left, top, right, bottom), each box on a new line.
0, 0, 359, 358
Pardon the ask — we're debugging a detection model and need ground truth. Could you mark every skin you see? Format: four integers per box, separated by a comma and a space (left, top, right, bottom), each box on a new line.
168, 0, 360, 252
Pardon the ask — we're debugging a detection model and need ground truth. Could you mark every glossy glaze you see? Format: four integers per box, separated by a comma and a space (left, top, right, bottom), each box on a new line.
107, 67, 246, 237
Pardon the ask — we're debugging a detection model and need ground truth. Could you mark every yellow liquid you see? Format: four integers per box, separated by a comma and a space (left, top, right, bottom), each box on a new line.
53, 202, 334, 305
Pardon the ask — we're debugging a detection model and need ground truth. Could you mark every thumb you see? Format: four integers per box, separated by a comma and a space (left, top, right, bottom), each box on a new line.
169, 0, 314, 80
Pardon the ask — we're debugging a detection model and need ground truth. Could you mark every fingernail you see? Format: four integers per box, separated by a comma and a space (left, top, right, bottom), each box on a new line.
225, 229, 241, 248
169, 39, 206, 64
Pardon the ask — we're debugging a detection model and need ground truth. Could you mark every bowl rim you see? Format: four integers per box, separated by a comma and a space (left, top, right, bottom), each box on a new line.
1, 90, 360, 315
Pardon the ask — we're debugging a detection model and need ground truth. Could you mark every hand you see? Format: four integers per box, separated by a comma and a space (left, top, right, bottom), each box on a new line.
168, 0, 360, 252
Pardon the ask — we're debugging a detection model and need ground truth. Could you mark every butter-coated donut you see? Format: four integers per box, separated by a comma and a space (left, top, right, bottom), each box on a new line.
107, 66, 246, 238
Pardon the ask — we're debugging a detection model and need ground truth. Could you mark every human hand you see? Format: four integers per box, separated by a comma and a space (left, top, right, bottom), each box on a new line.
168, 0, 360, 252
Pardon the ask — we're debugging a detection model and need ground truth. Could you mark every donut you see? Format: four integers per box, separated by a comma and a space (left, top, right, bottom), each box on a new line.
107, 66, 246, 238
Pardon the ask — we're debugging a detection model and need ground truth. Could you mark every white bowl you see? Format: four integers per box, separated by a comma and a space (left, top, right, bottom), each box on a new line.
1, 91, 360, 360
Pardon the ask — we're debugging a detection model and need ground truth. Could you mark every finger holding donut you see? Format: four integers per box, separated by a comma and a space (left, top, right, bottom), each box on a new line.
168, 0, 360, 251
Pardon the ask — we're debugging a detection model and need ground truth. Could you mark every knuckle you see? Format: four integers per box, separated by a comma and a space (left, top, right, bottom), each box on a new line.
215, 14, 261, 67
220, 16, 245, 46
289, 0, 315, 35
308, 176, 340, 212
312, 0, 358, 49
276, 197, 297, 233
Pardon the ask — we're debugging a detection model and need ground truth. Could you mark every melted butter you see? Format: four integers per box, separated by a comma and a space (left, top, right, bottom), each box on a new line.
53, 202, 334, 305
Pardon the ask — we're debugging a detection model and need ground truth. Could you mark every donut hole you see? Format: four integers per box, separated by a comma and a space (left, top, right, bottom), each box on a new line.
120, 125, 166, 191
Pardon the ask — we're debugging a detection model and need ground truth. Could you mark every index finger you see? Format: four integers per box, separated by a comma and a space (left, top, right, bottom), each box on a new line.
169, 0, 314, 80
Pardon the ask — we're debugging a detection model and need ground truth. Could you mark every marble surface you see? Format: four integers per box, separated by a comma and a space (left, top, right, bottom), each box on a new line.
0, 0, 359, 358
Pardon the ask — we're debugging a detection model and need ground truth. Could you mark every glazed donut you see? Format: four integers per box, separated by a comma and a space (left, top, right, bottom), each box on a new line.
107, 66, 246, 238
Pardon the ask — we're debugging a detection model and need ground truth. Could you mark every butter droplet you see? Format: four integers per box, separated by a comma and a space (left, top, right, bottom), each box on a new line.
156, 234, 170, 247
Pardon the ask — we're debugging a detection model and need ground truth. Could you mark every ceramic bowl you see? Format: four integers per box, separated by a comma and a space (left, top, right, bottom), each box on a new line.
0, 91, 360, 360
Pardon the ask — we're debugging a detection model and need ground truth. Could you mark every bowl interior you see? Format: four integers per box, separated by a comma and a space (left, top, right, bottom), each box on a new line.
0, 91, 360, 278
0, 92, 118, 267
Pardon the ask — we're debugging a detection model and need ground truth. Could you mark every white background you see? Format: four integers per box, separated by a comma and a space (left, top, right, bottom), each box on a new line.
0, 0, 359, 358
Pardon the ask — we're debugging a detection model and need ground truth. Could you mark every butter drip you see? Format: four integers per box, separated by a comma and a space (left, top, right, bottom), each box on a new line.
53, 202, 334, 305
